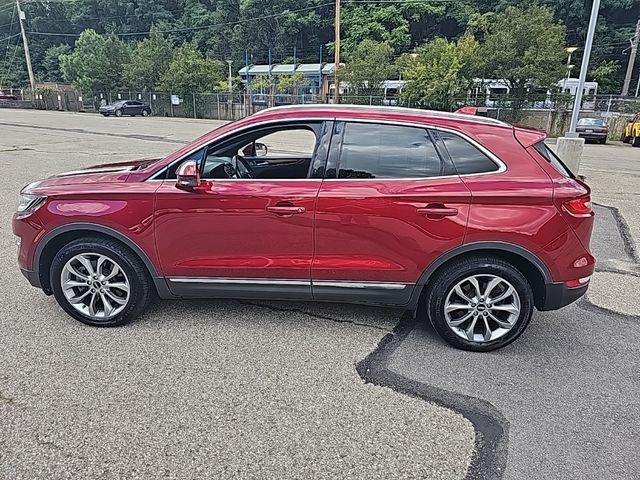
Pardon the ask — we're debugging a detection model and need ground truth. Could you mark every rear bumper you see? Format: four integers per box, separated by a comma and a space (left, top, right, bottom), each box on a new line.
540, 282, 588, 311
577, 132, 607, 141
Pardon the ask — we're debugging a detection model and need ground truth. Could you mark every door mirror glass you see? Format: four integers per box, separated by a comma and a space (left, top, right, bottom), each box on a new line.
254, 142, 268, 157
176, 160, 201, 191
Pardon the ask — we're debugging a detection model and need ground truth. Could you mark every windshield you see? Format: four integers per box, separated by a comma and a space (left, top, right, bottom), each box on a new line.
577, 118, 606, 127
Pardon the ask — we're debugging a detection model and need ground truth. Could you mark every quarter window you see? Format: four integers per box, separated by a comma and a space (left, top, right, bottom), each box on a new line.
439, 131, 499, 175
337, 122, 446, 179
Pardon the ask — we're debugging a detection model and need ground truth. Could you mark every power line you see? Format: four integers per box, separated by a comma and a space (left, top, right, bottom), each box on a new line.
2, 5, 16, 68
26, 3, 335, 37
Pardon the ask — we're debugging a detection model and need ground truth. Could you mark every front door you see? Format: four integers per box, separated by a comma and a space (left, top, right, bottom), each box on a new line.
154, 121, 332, 299
312, 121, 471, 305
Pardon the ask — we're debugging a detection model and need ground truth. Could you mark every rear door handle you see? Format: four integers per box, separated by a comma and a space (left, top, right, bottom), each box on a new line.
417, 206, 458, 217
267, 205, 306, 215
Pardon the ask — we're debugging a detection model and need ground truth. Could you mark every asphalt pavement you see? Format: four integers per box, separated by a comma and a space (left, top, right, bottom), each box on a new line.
1, 110, 639, 479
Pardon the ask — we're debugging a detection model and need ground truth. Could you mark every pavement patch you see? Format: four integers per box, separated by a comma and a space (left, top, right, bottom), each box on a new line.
357, 312, 509, 480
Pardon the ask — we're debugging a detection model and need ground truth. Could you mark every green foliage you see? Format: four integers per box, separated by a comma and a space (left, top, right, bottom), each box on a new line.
590, 61, 621, 94
0, 0, 637, 94
400, 35, 479, 110
247, 75, 272, 93
123, 30, 174, 91
41, 44, 71, 82
157, 43, 224, 94
60, 30, 131, 93
341, 40, 396, 97
276, 72, 307, 93
476, 5, 566, 99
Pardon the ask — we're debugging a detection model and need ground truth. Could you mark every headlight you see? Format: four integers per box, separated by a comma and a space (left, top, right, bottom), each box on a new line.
17, 193, 46, 213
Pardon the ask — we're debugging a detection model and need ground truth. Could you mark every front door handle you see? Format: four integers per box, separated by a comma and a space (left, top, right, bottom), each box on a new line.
267, 205, 306, 215
417, 205, 458, 217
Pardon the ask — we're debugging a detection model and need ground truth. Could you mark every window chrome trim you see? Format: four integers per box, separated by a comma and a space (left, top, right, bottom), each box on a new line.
148, 116, 507, 182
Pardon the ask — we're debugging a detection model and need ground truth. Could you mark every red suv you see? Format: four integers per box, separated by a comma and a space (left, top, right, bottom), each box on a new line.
13, 105, 595, 351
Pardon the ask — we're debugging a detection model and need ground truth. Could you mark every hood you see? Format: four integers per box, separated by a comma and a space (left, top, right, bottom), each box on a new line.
24, 157, 162, 190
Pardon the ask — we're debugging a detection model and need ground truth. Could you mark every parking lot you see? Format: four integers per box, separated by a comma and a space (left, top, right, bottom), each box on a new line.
1, 110, 639, 479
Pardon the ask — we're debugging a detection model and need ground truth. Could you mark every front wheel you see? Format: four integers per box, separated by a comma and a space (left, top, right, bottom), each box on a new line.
632, 136, 640, 147
425, 256, 534, 352
622, 135, 631, 144
115, 109, 123, 117
50, 237, 153, 327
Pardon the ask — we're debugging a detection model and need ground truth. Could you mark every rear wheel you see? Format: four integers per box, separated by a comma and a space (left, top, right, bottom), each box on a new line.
425, 256, 534, 352
50, 237, 153, 327
142, 109, 149, 117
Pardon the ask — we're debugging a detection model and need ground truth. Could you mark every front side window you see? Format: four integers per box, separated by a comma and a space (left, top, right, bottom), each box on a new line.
439, 131, 499, 175
337, 122, 446, 179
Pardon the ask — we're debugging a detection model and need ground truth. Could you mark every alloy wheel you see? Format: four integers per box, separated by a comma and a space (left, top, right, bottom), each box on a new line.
443, 274, 521, 343
60, 253, 130, 320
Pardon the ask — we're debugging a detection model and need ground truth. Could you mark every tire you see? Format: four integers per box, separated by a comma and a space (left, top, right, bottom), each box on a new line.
622, 136, 631, 144
600, 138, 607, 145
50, 237, 153, 327
425, 256, 534, 352
142, 109, 149, 117
632, 136, 640, 147
101, 113, 108, 117
115, 109, 123, 117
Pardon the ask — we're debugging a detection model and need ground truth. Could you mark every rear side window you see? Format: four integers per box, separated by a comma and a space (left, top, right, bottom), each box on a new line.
337, 122, 447, 179
533, 142, 573, 178
439, 131, 499, 175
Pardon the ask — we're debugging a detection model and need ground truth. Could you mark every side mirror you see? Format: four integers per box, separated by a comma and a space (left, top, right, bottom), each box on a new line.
176, 160, 201, 191
255, 142, 268, 157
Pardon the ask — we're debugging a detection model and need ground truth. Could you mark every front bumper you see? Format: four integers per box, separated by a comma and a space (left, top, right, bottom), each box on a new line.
540, 282, 589, 311
20, 267, 41, 288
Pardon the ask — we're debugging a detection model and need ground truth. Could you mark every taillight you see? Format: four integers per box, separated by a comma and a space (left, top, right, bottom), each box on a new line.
563, 197, 592, 216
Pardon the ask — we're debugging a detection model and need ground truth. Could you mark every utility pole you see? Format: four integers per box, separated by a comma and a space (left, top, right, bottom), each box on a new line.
622, 19, 640, 96
15, 0, 36, 95
334, 0, 340, 104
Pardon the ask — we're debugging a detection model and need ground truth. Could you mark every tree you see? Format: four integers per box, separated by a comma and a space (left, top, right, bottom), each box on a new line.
157, 43, 224, 93
123, 29, 174, 91
400, 35, 479, 110
41, 44, 71, 82
247, 75, 272, 93
59, 30, 131, 93
341, 40, 396, 98
276, 72, 308, 93
590, 61, 620, 94
475, 5, 566, 113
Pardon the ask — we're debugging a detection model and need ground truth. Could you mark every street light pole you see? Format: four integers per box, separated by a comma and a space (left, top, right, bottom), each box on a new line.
567, 0, 601, 135
562, 47, 578, 92
227, 60, 233, 94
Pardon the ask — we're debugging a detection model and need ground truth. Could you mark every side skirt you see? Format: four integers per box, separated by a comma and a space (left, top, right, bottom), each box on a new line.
164, 277, 414, 307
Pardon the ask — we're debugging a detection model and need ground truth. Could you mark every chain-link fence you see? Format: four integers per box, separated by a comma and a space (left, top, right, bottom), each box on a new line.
3, 84, 640, 138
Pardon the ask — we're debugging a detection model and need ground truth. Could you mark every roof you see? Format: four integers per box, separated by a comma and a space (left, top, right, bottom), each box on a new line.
251, 104, 509, 127
271, 64, 296, 74
296, 63, 323, 73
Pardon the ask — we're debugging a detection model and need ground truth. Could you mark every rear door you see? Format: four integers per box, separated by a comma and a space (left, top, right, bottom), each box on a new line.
312, 121, 471, 305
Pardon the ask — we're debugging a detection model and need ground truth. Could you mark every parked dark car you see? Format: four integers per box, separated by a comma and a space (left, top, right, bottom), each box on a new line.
13, 105, 595, 352
576, 118, 608, 144
99, 100, 151, 117
0, 93, 19, 100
